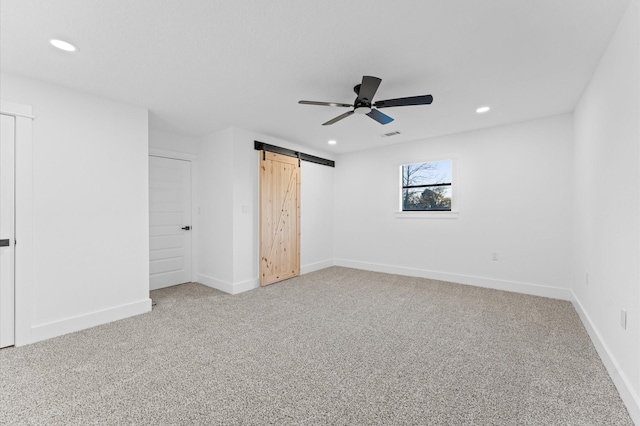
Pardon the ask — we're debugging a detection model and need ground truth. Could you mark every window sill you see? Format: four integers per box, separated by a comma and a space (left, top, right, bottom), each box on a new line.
394, 210, 459, 219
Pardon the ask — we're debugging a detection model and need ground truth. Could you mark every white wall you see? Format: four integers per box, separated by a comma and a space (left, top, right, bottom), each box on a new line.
196, 128, 235, 288
334, 114, 574, 299
299, 160, 335, 272
149, 128, 199, 155
196, 127, 334, 294
572, 0, 640, 419
1, 73, 151, 344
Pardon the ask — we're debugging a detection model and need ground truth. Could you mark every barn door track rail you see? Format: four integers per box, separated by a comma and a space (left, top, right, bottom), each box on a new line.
254, 141, 335, 168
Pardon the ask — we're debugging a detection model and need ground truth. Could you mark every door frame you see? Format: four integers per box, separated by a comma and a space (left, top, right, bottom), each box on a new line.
148, 149, 198, 286
1, 100, 34, 347
0, 112, 16, 347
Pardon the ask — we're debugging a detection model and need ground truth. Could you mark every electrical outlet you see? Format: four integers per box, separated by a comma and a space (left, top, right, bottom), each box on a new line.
492, 252, 499, 261
620, 309, 627, 330
585, 272, 589, 286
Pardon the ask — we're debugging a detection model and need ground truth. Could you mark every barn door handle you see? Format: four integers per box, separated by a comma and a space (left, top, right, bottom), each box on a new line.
0, 239, 10, 247
181, 226, 191, 231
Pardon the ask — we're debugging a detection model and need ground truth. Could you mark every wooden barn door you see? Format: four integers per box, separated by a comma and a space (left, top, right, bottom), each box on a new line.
260, 151, 300, 286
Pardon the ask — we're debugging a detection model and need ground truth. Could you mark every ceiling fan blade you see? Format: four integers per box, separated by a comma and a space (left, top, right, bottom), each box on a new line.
299, 100, 353, 108
374, 95, 433, 109
322, 110, 354, 126
367, 109, 394, 125
356, 76, 382, 103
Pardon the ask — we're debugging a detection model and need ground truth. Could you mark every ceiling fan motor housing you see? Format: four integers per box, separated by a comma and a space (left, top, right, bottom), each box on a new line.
353, 84, 372, 113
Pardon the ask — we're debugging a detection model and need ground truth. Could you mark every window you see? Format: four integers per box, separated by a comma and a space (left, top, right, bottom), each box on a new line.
401, 160, 452, 211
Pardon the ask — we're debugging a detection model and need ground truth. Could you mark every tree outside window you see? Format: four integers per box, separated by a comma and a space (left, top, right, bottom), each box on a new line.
401, 160, 452, 211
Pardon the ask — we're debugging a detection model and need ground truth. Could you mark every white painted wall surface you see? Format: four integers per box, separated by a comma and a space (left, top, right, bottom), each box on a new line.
196, 128, 334, 293
334, 114, 574, 299
0, 73, 151, 343
572, 0, 640, 419
231, 128, 258, 289
196, 128, 234, 289
299, 160, 335, 273
149, 129, 199, 155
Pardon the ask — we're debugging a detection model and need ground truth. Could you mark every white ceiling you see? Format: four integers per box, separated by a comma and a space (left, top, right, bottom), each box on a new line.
0, 0, 631, 154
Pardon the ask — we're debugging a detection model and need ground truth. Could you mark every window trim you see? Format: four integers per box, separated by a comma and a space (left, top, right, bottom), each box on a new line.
396, 157, 459, 219
394, 210, 459, 219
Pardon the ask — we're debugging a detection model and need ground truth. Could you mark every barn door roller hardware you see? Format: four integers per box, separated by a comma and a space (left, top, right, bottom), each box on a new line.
254, 141, 335, 168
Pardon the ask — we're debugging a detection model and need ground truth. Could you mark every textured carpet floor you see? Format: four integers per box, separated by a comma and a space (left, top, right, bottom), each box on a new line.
0, 267, 633, 425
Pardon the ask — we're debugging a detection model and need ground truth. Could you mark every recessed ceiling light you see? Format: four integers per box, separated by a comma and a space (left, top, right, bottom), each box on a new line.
50, 39, 78, 52
328, 140, 337, 145
476, 106, 490, 113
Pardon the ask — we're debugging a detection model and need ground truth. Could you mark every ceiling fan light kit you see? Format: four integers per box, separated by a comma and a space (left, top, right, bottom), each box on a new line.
299, 75, 433, 126
354, 106, 372, 114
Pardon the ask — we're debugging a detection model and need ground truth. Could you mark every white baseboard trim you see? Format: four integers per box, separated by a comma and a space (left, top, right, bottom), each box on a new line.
29, 298, 152, 345
571, 295, 640, 424
301, 259, 335, 275
197, 261, 334, 296
232, 278, 260, 294
196, 274, 259, 295
333, 259, 573, 301
197, 274, 234, 294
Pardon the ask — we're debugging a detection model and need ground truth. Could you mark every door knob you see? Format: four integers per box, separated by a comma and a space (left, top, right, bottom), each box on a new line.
181, 226, 191, 231
0, 239, 10, 247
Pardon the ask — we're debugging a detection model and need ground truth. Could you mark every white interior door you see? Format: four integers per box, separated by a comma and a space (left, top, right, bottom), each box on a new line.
149, 156, 192, 290
0, 114, 16, 348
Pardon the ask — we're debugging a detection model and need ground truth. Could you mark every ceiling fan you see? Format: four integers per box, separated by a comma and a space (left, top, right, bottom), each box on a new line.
299, 76, 433, 126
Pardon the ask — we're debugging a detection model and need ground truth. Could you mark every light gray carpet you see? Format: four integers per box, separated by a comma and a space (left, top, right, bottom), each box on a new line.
0, 267, 633, 425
